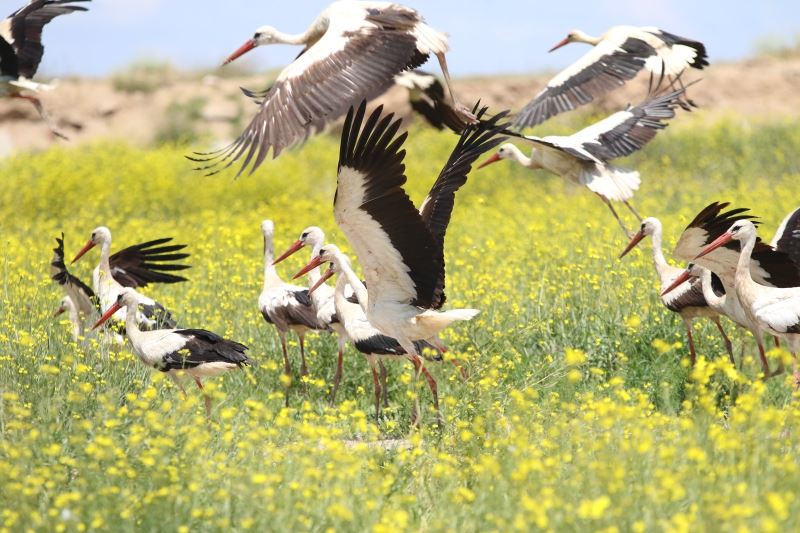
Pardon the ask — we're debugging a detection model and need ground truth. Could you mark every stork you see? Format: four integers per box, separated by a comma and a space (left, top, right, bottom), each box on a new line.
619, 217, 733, 365
1, 0, 90, 139
481, 87, 691, 237
394, 70, 467, 133
308, 246, 441, 421
191, 1, 473, 176
259, 220, 325, 406
670, 202, 800, 376
273, 226, 349, 404
94, 288, 253, 417
51, 233, 98, 341
71, 227, 188, 331
514, 25, 707, 128
692, 220, 800, 387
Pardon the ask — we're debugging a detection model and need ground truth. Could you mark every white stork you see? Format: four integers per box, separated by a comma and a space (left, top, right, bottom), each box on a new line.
71, 226, 189, 331
258, 220, 325, 406
50, 233, 98, 341
668, 202, 800, 375
394, 70, 466, 133
308, 246, 442, 421
619, 217, 733, 365
272, 225, 349, 404
481, 87, 692, 237
190, 1, 473, 176
0, 0, 89, 139
691, 219, 800, 387
514, 25, 708, 128
93, 288, 253, 417
293, 101, 506, 423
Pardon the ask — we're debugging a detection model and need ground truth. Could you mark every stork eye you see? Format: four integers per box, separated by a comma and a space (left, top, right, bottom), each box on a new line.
302, 232, 308, 239
254, 32, 262, 39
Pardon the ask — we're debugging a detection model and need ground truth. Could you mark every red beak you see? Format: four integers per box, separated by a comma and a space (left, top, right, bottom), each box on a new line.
71, 239, 95, 264
224, 39, 257, 65
273, 240, 305, 265
92, 302, 122, 330
293, 255, 324, 280
478, 153, 502, 170
308, 267, 335, 296
549, 36, 571, 53
694, 232, 734, 260
661, 269, 692, 297
619, 230, 645, 259
53, 305, 66, 318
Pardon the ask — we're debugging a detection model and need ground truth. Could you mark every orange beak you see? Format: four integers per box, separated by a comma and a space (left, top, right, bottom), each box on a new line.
308, 266, 335, 296
224, 39, 257, 65
273, 240, 304, 265
549, 36, 571, 53
293, 255, 324, 280
71, 239, 95, 264
92, 302, 122, 330
478, 153, 502, 169
53, 305, 66, 318
619, 230, 645, 259
694, 232, 734, 260
661, 269, 692, 297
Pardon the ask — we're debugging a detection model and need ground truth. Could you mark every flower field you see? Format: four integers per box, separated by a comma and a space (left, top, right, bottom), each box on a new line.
2, 115, 800, 531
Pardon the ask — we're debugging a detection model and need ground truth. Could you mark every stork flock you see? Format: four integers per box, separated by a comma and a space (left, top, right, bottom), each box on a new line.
26, 0, 797, 422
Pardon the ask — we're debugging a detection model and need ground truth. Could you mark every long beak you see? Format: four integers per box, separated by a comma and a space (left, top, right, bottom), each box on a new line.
619, 230, 645, 259
478, 153, 502, 170
273, 240, 304, 265
293, 256, 324, 280
224, 39, 257, 65
309, 267, 335, 296
71, 239, 95, 264
549, 37, 570, 53
92, 302, 122, 330
53, 305, 66, 318
694, 232, 733, 260
661, 269, 692, 297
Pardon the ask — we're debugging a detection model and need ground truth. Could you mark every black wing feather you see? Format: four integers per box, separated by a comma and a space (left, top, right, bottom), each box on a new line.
109, 237, 190, 288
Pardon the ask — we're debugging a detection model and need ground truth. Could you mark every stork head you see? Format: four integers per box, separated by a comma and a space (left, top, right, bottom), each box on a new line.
619, 217, 662, 259
53, 296, 74, 317
694, 220, 756, 260
72, 226, 111, 263
293, 244, 343, 280
273, 226, 324, 265
93, 288, 138, 330
478, 143, 518, 169
224, 26, 281, 65
549, 29, 595, 52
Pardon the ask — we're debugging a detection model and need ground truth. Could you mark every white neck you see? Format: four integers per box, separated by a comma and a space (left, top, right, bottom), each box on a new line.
734, 233, 758, 300
649, 228, 671, 282
699, 269, 725, 309
306, 241, 323, 286
271, 28, 315, 45
575, 31, 602, 45
333, 272, 362, 325
262, 234, 282, 289
335, 255, 368, 313
98, 240, 112, 275
123, 300, 145, 353
507, 145, 534, 168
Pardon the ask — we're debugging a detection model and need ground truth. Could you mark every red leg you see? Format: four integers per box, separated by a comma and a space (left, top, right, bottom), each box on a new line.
712, 318, 735, 365
299, 333, 309, 378
757, 341, 774, 378
11, 94, 68, 140
792, 352, 800, 390
330, 343, 344, 406
369, 359, 381, 421
412, 355, 442, 428
194, 377, 211, 418
450, 358, 469, 380
280, 332, 291, 407
684, 320, 697, 366
379, 360, 389, 408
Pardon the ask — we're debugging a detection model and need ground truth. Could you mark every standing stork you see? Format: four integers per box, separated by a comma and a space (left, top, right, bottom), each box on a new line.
619, 217, 733, 365
273, 226, 349, 404
51, 233, 98, 340
514, 25, 707, 128
294, 101, 508, 424
1, 0, 90, 139
480, 87, 691, 237
190, 1, 473, 176
71, 227, 189, 331
93, 288, 253, 417
258, 220, 324, 406
690, 220, 800, 387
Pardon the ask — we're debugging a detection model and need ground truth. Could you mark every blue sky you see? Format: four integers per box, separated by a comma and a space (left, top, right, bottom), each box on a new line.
17, 0, 800, 78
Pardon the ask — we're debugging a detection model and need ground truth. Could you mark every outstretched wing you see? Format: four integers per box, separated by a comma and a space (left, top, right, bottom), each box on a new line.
50, 233, 99, 317
2, 0, 90, 78
109, 238, 190, 288
771, 207, 800, 268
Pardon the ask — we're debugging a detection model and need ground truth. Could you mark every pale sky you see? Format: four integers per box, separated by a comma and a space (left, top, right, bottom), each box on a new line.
13, 0, 800, 78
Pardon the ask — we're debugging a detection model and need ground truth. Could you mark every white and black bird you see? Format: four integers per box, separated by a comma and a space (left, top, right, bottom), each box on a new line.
620, 217, 733, 365
309, 246, 441, 420
191, 1, 473, 176
481, 87, 691, 236
0, 0, 90, 138
258, 220, 325, 406
294, 102, 506, 423
669, 202, 800, 375
394, 70, 467, 132
71, 227, 189, 331
514, 25, 707, 128
93, 288, 253, 417
50, 233, 98, 340
690, 220, 800, 387
272, 226, 349, 404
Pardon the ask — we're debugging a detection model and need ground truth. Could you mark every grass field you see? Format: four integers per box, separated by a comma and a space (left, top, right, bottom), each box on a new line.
2, 114, 800, 531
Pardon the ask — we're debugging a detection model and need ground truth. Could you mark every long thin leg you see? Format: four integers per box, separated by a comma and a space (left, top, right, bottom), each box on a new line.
597, 194, 631, 238
298, 333, 309, 378
168, 373, 188, 396
775, 336, 781, 349
12, 94, 68, 140
756, 340, 776, 378
450, 359, 469, 380
712, 318, 735, 365
416, 358, 443, 428
623, 200, 643, 222
378, 360, 389, 408
408, 356, 422, 427
194, 377, 212, 419
792, 352, 800, 390
368, 356, 381, 421
330, 339, 344, 406
435, 52, 475, 123
280, 331, 291, 407
683, 318, 697, 366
